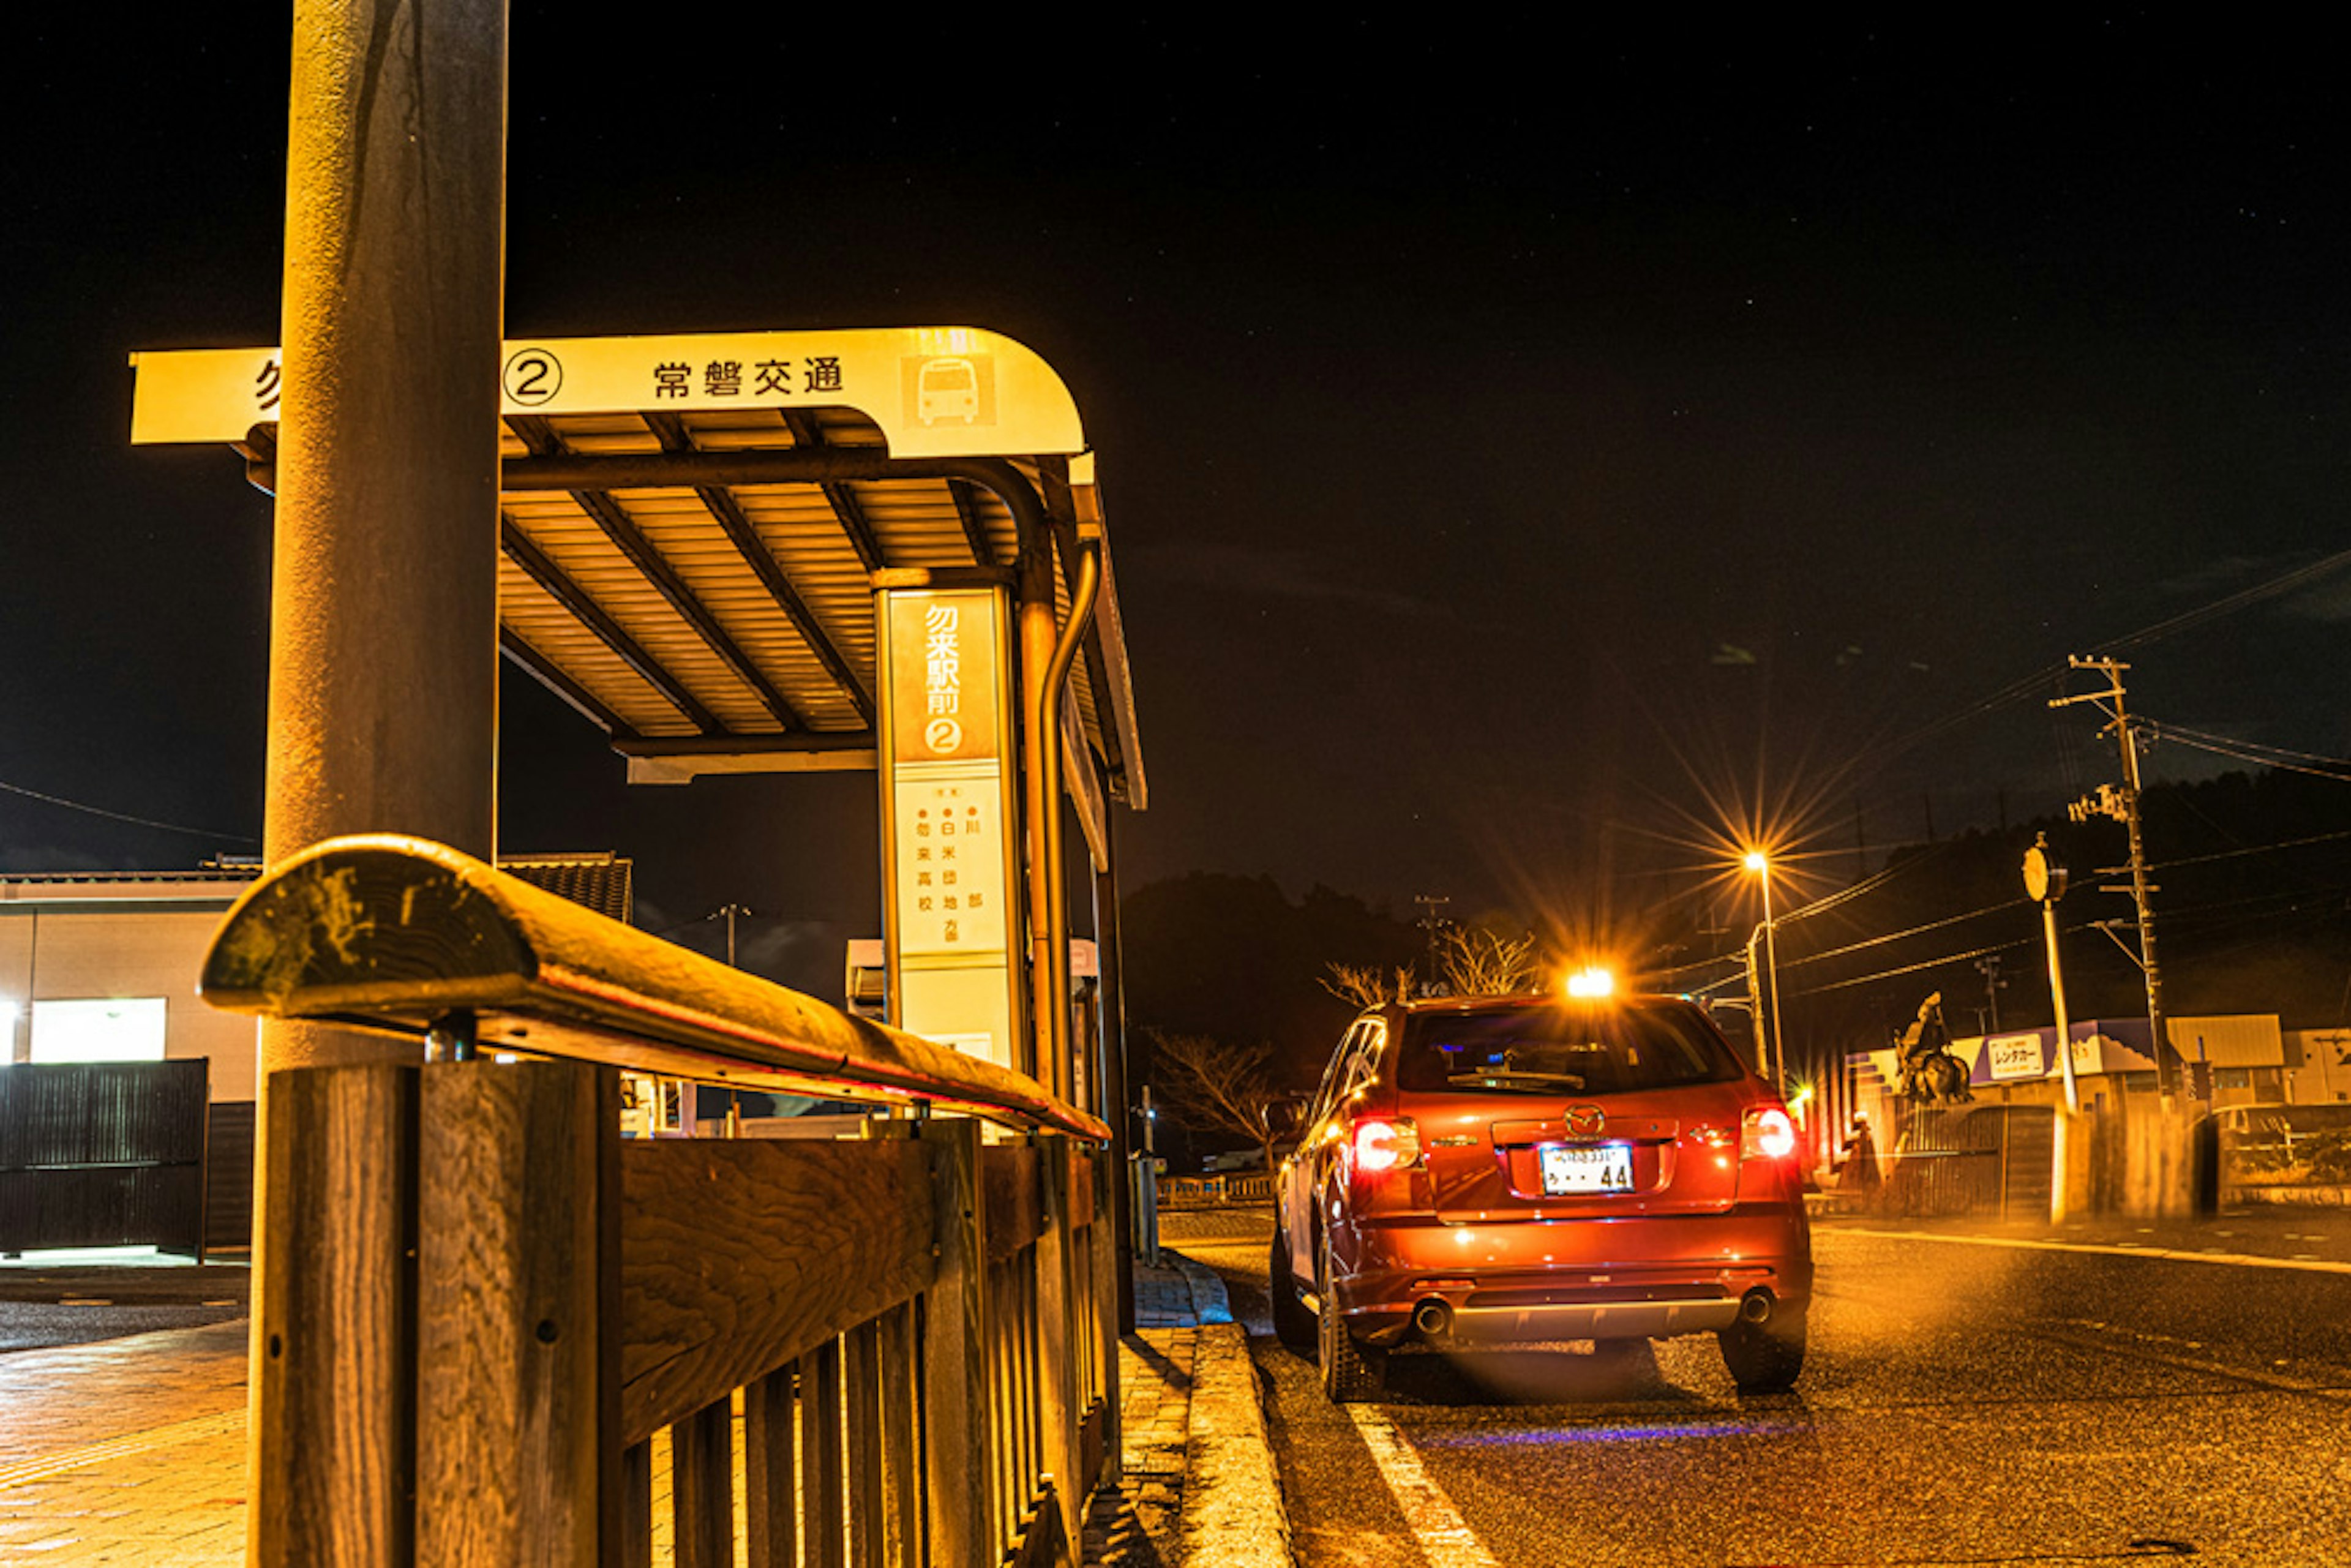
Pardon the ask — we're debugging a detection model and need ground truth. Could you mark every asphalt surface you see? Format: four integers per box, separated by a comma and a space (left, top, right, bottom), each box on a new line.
0, 1261, 250, 1354
1180, 1212, 2351, 1568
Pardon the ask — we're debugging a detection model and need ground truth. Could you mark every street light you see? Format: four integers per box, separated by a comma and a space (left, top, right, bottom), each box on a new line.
1744, 850, 1786, 1092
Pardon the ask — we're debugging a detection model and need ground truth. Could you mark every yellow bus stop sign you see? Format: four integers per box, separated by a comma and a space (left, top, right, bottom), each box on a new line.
130, 325, 1086, 460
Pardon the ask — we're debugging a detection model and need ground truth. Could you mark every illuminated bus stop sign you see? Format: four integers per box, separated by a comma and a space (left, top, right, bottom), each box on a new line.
878, 584, 1024, 1069
129, 326, 1086, 461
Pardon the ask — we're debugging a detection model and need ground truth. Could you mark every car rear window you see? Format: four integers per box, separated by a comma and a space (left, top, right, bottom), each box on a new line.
1397, 1002, 1743, 1097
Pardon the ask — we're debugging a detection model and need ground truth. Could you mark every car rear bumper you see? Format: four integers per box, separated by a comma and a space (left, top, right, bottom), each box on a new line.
1335, 1203, 1812, 1346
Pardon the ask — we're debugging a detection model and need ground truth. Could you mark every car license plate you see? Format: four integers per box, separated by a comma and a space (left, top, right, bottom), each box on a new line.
1540, 1144, 1633, 1195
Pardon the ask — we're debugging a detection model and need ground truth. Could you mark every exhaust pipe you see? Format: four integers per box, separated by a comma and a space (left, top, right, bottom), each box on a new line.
1739, 1290, 1774, 1326
1412, 1299, 1453, 1338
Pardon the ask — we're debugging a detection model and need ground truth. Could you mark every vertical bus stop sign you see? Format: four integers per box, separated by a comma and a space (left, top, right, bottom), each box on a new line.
877, 583, 1027, 1073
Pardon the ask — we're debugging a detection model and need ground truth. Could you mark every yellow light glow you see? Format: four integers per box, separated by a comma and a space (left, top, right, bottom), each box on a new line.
1565, 967, 1614, 999
1743, 850, 1770, 874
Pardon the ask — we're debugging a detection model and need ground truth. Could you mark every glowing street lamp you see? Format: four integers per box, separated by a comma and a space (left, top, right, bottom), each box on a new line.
1744, 850, 1787, 1091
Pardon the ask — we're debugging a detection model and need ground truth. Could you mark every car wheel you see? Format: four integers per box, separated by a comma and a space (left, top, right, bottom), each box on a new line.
1315, 1228, 1384, 1403
1718, 1304, 1807, 1392
1269, 1224, 1316, 1352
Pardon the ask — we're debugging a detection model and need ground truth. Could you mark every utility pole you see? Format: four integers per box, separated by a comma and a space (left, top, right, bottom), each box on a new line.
2052, 655, 2173, 1101
1973, 953, 2006, 1034
1413, 893, 1450, 991
711, 902, 754, 967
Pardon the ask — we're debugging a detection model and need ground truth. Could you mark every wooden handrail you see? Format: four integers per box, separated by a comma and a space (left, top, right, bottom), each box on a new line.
201, 833, 1111, 1141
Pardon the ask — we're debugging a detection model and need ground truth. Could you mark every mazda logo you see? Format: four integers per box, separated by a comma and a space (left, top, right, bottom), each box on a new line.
1564, 1103, 1606, 1137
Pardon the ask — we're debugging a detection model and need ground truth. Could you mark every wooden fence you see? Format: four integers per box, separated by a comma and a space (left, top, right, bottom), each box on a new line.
1158, 1171, 1275, 1208
1880, 1104, 2055, 1220
208, 837, 1117, 1567
0, 1059, 209, 1257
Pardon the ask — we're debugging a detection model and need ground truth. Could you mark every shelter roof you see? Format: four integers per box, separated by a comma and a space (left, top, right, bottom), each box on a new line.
128, 327, 1144, 810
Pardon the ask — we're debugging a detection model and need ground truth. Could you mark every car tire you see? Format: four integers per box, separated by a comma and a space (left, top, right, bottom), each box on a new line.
1270, 1224, 1317, 1352
1718, 1304, 1807, 1392
1316, 1228, 1384, 1403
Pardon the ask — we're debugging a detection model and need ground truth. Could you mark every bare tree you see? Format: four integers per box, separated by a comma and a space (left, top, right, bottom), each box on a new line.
1319, 962, 1412, 1008
1437, 926, 1543, 997
1146, 1029, 1281, 1171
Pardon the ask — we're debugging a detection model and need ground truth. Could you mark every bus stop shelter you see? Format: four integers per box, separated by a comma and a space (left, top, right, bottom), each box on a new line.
130, 325, 1146, 1113
130, 326, 1150, 1566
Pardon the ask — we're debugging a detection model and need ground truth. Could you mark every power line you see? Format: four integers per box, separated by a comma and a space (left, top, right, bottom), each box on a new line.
2101, 544, 2351, 656
0, 776, 255, 846
2147, 722, 2351, 785
1780, 898, 2018, 971
2150, 826, 2351, 871
1784, 879, 2351, 1000
1788, 936, 2039, 997
1834, 547, 2351, 792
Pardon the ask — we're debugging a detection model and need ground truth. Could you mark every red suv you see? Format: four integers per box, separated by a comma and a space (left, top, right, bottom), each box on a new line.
1270, 991, 1812, 1400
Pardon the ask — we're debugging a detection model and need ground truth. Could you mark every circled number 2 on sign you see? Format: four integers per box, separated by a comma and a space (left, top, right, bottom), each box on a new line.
503, 348, 563, 406
925, 718, 963, 754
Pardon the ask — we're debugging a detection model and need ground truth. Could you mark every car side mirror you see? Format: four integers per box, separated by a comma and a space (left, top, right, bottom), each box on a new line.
1261, 1093, 1308, 1155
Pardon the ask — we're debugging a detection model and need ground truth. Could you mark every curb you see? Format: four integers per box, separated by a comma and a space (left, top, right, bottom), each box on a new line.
1166, 1253, 1296, 1568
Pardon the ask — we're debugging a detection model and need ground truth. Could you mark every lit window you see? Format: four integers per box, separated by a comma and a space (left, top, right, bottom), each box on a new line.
29, 999, 168, 1063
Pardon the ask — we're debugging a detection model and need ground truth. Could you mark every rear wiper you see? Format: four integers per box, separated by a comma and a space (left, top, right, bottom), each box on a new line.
1447, 1070, 1587, 1090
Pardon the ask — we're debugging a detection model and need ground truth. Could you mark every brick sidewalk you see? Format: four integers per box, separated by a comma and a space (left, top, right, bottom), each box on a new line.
1082, 1258, 1204, 1566
0, 1262, 1224, 1566
0, 1322, 248, 1563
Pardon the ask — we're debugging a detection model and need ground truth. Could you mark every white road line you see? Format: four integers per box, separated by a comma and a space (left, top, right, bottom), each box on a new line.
1343, 1404, 1504, 1568
1838, 1226, 2351, 1275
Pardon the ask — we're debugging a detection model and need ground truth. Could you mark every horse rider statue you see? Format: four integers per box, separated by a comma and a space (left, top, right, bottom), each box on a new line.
1896, 991, 1974, 1105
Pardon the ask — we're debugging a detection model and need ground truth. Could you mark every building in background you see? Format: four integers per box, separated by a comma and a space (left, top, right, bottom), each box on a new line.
0, 853, 631, 1251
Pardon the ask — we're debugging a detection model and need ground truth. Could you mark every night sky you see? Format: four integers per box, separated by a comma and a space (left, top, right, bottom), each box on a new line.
6, 16, 2349, 992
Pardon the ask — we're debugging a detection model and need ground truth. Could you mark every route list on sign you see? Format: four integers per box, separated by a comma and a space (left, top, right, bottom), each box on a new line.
891, 773, 1008, 958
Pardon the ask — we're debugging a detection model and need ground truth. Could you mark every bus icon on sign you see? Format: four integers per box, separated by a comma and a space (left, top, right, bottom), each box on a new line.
917, 358, 980, 426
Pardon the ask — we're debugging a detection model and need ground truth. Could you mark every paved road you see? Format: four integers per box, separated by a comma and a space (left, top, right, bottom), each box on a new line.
1182, 1213, 2351, 1568
0, 1262, 250, 1353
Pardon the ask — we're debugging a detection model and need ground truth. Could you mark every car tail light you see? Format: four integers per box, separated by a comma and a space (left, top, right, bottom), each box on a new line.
1352, 1116, 1422, 1174
1741, 1106, 1798, 1161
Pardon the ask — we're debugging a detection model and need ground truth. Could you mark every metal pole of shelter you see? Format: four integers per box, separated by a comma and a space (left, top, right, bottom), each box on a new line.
1094, 821, 1136, 1333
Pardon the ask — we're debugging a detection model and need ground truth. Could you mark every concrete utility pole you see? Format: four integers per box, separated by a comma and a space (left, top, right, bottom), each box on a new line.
713, 902, 754, 967
2053, 656, 2173, 1100
1973, 953, 2006, 1034
1414, 893, 1450, 989
253, 7, 508, 1562
266, 0, 509, 1076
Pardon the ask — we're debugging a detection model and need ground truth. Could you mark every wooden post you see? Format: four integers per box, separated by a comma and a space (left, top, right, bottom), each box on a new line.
919, 1118, 994, 1567
621, 1442, 653, 1568
416, 1061, 619, 1566
877, 1302, 920, 1567
806, 1338, 847, 1568
252, 1063, 418, 1568
844, 1318, 884, 1567
743, 1362, 798, 1568
1033, 1136, 1084, 1560
670, 1397, 735, 1568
